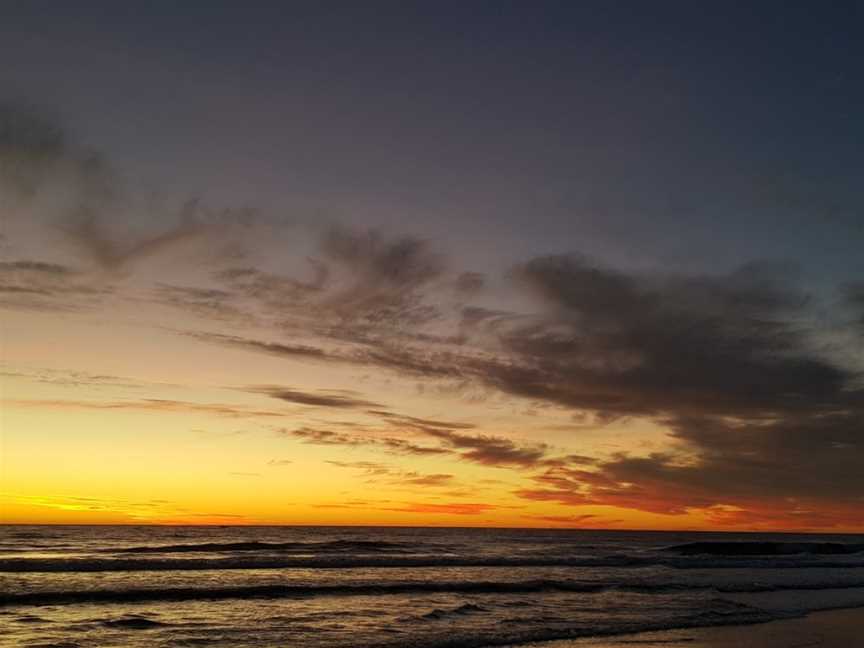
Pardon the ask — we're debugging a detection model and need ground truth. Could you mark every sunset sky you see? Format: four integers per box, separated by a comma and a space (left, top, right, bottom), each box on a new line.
1, 1, 862, 531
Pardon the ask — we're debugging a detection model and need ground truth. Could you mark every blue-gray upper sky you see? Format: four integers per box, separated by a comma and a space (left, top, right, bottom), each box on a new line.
3, 0, 862, 279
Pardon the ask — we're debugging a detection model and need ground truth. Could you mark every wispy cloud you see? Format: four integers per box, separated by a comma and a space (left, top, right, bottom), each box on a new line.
5, 398, 288, 419
247, 385, 382, 409
183, 332, 330, 360
281, 426, 448, 457
0, 257, 112, 312
326, 460, 454, 488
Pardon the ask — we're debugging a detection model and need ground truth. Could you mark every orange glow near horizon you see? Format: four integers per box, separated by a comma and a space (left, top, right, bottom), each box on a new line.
3, 324, 862, 533
1, 194, 862, 535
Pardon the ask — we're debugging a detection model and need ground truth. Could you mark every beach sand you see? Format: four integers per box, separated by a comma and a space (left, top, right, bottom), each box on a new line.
515, 607, 864, 647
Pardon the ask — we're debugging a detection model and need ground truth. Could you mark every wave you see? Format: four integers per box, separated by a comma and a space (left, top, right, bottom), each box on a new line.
4, 579, 864, 607
2, 553, 863, 572
0, 555, 632, 572
4, 531, 57, 539
665, 541, 864, 556
420, 603, 487, 620
112, 540, 424, 554
2, 597, 796, 648
100, 615, 167, 630
380, 614, 782, 648
0, 580, 607, 606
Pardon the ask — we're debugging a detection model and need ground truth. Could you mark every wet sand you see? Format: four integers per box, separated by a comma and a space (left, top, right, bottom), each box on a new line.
517, 607, 864, 647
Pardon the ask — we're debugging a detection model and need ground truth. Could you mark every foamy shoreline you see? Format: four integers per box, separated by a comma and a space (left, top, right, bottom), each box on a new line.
512, 606, 864, 647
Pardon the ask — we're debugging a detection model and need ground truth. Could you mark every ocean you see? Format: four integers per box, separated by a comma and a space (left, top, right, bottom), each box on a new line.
2, 525, 863, 647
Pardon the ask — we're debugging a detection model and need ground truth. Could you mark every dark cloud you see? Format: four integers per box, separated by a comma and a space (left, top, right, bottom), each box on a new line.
516, 412, 864, 527
493, 255, 851, 418
315, 226, 445, 331
201, 229, 457, 347
468, 256, 864, 526
321, 226, 444, 293
422, 428, 549, 468
178, 246, 863, 526
198, 255, 860, 425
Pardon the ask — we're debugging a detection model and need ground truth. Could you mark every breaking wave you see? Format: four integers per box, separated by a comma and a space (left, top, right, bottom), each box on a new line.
4, 578, 864, 607
664, 541, 864, 556
3, 553, 864, 572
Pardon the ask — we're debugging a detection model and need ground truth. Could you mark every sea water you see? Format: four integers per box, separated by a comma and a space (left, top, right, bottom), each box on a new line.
2, 526, 863, 647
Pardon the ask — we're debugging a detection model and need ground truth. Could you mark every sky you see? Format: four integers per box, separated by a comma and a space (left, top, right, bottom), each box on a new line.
1, 1, 862, 531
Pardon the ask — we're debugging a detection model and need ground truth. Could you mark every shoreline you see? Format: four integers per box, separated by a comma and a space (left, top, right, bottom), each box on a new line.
511, 606, 864, 647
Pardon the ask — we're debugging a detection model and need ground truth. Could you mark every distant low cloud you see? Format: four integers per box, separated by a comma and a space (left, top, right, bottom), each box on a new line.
6, 398, 288, 419
522, 513, 605, 526
379, 502, 498, 515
